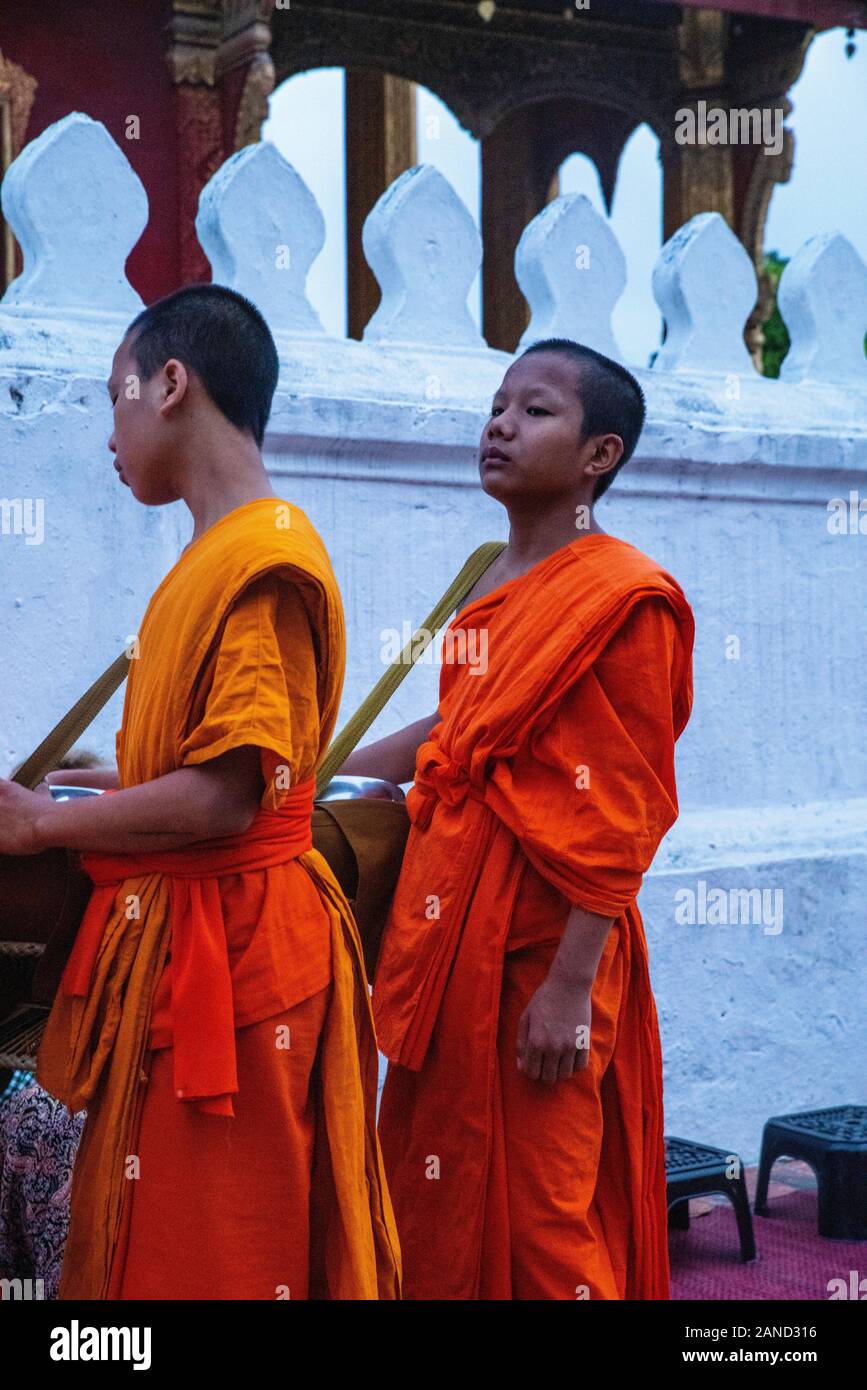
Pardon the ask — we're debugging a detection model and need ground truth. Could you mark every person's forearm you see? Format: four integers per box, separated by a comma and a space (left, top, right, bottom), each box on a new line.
548, 903, 615, 987
338, 711, 440, 785
34, 766, 245, 854
44, 767, 120, 791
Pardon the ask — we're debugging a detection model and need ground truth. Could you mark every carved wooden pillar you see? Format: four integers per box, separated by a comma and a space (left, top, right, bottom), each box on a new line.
481, 105, 554, 353
345, 68, 416, 340
481, 96, 632, 354
663, 9, 734, 241
218, 0, 276, 151
0, 46, 37, 291
166, 3, 226, 286
662, 9, 813, 366
738, 113, 795, 365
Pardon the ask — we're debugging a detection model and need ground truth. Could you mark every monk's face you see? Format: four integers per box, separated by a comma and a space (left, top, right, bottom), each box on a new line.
479, 352, 606, 504
106, 333, 184, 506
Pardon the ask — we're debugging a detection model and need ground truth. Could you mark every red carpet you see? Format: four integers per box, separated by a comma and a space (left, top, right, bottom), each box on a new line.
669, 1165, 867, 1300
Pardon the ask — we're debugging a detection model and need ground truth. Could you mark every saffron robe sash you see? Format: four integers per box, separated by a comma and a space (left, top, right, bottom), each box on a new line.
375, 534, 695, 1072
59, 780, 316, 1118
372, 534, 694, 1298
37, 497, 400, 1299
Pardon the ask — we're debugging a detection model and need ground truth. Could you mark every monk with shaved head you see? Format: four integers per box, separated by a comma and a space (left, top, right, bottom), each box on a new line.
0, 284, 400, 1300
342, 339, 694, 1300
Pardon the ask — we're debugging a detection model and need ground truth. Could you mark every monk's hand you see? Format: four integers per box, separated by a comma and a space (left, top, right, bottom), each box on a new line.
0, 777, 50, 855
516, 973, 593, 1085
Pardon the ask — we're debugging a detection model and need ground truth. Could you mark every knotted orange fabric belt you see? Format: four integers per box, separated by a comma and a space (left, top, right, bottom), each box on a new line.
61, 776, 316, 1118
410, 741, 486, 832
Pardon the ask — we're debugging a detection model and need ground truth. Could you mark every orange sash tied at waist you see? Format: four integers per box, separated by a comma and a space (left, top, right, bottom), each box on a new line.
61, 777, 316, 1118
411, 746, 486, 832
373, 538, 695, 1298
35, 503, 402, 1298
375, 537, 696, 1076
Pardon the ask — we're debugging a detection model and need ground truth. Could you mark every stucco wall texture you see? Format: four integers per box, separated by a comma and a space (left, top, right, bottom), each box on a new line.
2, 116, 865, 1161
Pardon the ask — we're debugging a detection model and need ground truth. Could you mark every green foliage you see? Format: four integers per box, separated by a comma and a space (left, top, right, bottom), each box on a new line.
760, 248, 867, 378
760, 251, 790, 379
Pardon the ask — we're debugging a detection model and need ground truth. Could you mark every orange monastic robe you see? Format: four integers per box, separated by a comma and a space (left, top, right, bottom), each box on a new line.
374, 533, 694, 1300
37, 497, 400, 1300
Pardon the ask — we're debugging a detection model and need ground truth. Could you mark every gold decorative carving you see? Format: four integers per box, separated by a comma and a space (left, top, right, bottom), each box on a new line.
218, 0, 278, 148
741, 111, 794, 270
0, 46, 37, 153
175, 84, 224, 281
218, 19, 274, 76
742, 114, 795, 367
0, 47, 38, 289
222, 0, 275, 44
268, 4, 680, 145
234, 51, 275, 149
675, 140, 735, 228
165, 1, 223, 86
166, 48, 217, 86
679, 9, 728, 91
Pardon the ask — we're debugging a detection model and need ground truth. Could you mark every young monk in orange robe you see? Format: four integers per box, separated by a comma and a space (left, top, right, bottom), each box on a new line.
0, 285, 399, 1300
341, 339, 695, 1300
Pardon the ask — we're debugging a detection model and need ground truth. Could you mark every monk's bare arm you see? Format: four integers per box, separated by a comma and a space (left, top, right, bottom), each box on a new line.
516, 903, 614, 1086
550, 903, 615, 988
0, 744, 264, 856
337, 711, 440, 785
43, 767, 121, 791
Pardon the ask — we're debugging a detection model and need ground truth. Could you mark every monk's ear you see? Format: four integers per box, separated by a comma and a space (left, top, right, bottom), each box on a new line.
159, 358, 189, 419
584, 433, 624, 486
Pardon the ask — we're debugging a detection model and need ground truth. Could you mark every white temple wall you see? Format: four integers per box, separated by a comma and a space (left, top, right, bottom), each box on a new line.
1, 114, 865, 1159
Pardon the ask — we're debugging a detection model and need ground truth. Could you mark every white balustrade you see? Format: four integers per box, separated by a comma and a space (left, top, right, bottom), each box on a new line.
1, 114, 866, 1164
1, 112, 145, 319
362, 164, 485, 350
196, 141, 327, 337
516, 194, 626, 360
778, 232, 867, 386
651, 212, 757, 376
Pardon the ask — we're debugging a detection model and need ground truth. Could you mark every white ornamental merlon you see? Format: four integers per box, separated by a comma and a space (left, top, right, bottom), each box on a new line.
362, 164, 485, 350
778, 233, 867, 387
0, 112, 145, 319
651, 212, 756, 376
196, 141, 327, 337
515, 194, 626, 361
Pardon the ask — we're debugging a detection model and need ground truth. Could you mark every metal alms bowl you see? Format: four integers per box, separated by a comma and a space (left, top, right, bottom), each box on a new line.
47, 780, 408, 803
317, 776, 405, 803
48, 786, 105, 801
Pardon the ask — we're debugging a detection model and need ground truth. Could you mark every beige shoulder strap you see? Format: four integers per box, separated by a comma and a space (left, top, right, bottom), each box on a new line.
12, 651, 131, 791
12, 542, 506, 795
315, 541, 505, 794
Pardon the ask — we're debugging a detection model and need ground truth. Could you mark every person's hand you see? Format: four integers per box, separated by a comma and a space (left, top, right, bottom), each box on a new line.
516, 973, 593, 1085
44, 768, 98, 788
0, 778, 49, 855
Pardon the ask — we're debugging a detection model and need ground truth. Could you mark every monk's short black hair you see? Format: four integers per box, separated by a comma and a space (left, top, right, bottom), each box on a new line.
126, 284, 279, 447
520, 338, 645, 500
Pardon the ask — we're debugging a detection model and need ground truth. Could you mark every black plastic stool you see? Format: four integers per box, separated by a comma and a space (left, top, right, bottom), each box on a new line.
665, 1136, 756, 1261
755, 1104, 867, 1240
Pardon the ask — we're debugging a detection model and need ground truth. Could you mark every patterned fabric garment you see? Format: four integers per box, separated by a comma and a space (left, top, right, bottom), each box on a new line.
0, 1079, 84, 1299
